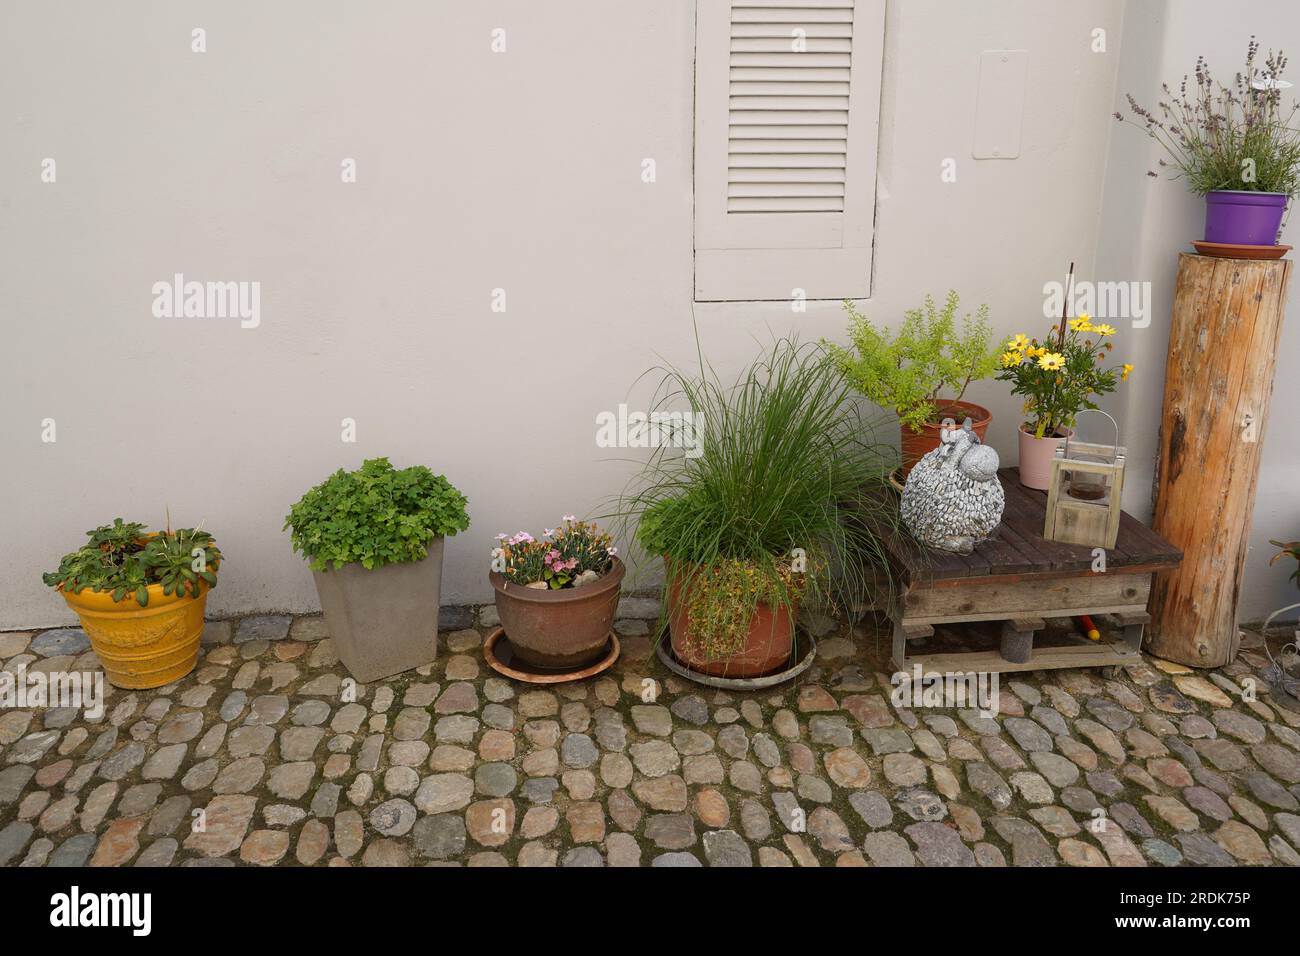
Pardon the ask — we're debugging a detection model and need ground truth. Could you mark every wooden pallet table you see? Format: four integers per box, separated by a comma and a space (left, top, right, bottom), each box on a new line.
886, 468, 1182, 675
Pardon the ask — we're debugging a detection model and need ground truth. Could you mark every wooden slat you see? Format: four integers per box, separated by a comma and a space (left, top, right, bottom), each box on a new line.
729, 182, 844, 197
900, 573, 1151, 625
731, 37, 853, 53
728, 196, 844, 212
733, 9, 856, 24
729, 138, 847, 153
730, 67, 852, 81
729, 52, 852, 67
897, 641, 1142, 676
730, 94, 851, 110
729, 81, 852, 96
1007, 616, 1046, 633
731, 22, 854, 38
728, 167, 846, 182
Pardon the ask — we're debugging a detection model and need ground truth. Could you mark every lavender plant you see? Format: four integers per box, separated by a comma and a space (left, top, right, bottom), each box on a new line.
1116, 38, 1300, 197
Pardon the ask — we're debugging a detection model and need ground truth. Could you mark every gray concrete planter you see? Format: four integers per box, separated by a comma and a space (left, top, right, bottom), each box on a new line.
310, 538, 444, 683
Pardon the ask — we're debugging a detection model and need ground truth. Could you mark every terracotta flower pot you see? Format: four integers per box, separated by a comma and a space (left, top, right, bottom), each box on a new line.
1017, 424, 1072, 491
900, 400, 992, 476
666, 563, 795, 678
490, 558, 624, 670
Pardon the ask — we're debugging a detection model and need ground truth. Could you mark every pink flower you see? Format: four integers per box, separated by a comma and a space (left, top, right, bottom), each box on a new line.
495, 533, 508, 540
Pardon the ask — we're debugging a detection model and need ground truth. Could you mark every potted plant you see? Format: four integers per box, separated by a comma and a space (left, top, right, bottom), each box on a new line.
1117, 38, 1300, 247
42, 518, 221, 688
828, 291, 999, 476
996, 314, 1133, 490
488, 517, 622, 669
284, 457, 469, 682
620, 337, 897, 680
1271, 539, 1300, 589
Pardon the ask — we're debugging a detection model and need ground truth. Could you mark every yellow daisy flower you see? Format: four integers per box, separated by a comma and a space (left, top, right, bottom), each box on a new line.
1121, 363, 1134, 381
1010, 334, 1031, 351
1038, 352, 1066, 371
1092, 323, 1117, 336
1028, 346, 1048, 358
1069, 317, 1093, 332
1000, 350, 1023, 368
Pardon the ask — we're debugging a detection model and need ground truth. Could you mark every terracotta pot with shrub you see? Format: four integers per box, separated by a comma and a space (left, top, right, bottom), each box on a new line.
489, 518, 622, 669
827, 291, 1000, 476
624, 337, 900, 682
284, 457, 469, 683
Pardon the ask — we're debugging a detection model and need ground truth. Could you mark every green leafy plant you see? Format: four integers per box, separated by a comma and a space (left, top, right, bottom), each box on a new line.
492, 517, 615, 589
1271, 539, 1300, 589
996, 314, 1132, 438
285, 457, 470, 572
42, 518, 221, 607
614, 336, 899, 662
827, 291, 998, 433
1117, 38, 1300, 197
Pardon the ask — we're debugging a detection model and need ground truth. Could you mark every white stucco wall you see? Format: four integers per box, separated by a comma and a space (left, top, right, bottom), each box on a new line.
6, 0, 1288, 629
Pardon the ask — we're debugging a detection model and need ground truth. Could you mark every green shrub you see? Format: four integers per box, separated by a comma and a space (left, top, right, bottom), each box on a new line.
285, 457, 469, 571
42, 518, 221, 607
826, 291, 998, 434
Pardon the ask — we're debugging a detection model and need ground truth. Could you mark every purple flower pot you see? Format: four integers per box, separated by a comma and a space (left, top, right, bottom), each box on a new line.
1204, 190, 1287, 246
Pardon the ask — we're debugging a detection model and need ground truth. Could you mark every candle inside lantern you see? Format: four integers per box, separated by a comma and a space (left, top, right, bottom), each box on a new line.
1066, 454, 1110, 501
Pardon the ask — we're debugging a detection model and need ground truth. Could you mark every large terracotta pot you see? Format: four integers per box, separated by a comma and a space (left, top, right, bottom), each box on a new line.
1017, 424, 1072, 491
490, 558, 623, 669
61, 581, 209, 689
666, 563, 795, 678
900, 400, 992, 476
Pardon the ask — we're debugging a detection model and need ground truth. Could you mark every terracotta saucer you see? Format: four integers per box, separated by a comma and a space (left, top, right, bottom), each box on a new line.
482, 627, 619, 684
1191, 240, 1291, 260
654, 629, 818, 689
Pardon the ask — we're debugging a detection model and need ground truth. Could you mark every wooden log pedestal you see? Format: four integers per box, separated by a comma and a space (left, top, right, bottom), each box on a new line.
1148, 254, 1292, 668
883, 469, 1182, 675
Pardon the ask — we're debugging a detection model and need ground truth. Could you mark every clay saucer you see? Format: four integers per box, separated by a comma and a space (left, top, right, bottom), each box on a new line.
654, 630, 818, 690
482, 627, 619, 684
1192, 240, 1291, 260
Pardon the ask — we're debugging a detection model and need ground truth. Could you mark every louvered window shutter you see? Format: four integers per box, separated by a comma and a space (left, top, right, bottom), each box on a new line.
694, 0, 885, 301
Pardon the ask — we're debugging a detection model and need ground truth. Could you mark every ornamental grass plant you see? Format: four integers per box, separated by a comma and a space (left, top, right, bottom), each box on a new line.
614, 335, 899, 662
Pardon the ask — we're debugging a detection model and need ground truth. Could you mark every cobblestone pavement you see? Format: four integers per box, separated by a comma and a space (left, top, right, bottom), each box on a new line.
3, 613, 1300, 867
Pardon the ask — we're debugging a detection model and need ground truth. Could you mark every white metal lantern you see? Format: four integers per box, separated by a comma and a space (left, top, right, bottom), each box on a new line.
1043, 410, 1126, 549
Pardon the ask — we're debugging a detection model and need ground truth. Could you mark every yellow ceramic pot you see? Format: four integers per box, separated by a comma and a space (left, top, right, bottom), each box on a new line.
61, 581, 209, 689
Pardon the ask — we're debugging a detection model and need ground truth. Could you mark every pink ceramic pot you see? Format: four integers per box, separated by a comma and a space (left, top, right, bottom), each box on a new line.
1018, 424, 1072, 491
